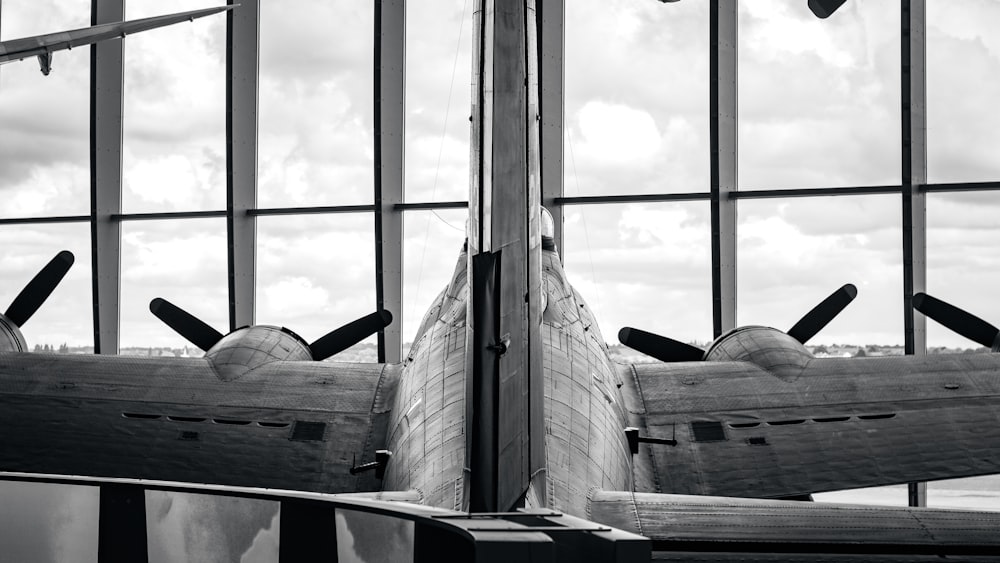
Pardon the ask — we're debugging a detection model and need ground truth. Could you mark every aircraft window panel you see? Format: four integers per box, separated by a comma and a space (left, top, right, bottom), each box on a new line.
926, 192, 1000, 352
927, 2, 1000, 183
736, 195, 903, 349
258, 0, 375, 208
562, 203, 713, 358
0, 225, 93, 352
0, 480, 99, 562
256, 215, 377, 361
120, 219, 227, 352
565, 0, 709, 197
336, 508, 414, 563
402, 209, 467, 347
122, 0, 227, 213
404, 1, 472, 203
145, 490, 280, 563
737, 1, 901, 190
0, 0, 91, 218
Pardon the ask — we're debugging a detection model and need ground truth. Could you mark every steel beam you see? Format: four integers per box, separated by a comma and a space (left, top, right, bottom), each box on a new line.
374, 0, 405, 364
537, 0, 564, 256
226, 0, 259, 331
90, 0, 124, 355
710, 1, 737, 338
902, 0, 928, 508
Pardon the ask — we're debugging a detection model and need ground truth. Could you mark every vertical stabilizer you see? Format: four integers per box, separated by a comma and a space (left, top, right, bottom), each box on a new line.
467, 0, 544, 512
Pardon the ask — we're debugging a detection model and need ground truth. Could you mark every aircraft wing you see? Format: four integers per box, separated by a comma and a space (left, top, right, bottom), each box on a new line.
0, 351, 399, 494
0, 6, 233, 66
590, 491, 1000, 559
623, 354, 1000, 498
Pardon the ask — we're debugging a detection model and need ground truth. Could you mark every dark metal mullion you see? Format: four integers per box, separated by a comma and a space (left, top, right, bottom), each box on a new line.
710, 1, 738, 339
902, 0, 928, 508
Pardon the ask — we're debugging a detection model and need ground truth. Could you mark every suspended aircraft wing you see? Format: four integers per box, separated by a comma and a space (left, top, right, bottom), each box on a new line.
0, 5, 233, 74
0, 351, 399, 494
590, 491, 1000, 559
622, 353, 1000, 499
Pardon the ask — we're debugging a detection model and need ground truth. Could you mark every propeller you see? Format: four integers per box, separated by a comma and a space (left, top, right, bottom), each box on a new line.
149, 298, 225, 352
617, 327, 704, 363
5, 250, 75, 327
913, 293, 1000, 351
149, 297, 393, 359
786, 284, 857, 344
619, 283, 857, 362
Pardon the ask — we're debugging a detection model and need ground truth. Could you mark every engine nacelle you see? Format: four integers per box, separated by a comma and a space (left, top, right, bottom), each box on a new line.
204, 325, 313, 381
704, 325, 812, 380
0, 315, 27, 353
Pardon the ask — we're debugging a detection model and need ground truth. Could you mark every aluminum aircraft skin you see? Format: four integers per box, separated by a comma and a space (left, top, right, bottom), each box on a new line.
0, 5, 233, 76
5, 0, 1000, 560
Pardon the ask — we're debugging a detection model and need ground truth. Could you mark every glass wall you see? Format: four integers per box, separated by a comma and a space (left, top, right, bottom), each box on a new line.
737, 195, 903, 348
0, 0, 91, 218
120, 219, 228, 352
258, 0, 374, 208
563, 202, 713, 350
565, 0, 709, 196
738, 1, 900, 189
122, 0, 227, 213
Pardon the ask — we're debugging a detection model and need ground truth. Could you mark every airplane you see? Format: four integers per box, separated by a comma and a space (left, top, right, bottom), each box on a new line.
0, 5, 233, 76
3, 0, 1000, 560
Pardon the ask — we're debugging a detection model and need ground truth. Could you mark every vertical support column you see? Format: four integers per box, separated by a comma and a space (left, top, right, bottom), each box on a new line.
374, 0, 405, 364
710, 1, 738, 338
537, 0, 564, 257
902, 0, 928, 508
97, 484, 148, 563
226, 0, 259, 331
90, 0, 124, 355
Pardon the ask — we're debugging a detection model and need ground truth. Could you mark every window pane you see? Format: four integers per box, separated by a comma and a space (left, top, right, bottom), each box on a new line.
257, 214, 376, 361
405, 1, 472, 203
146, 490, 279, 562
736, 196, 903, 348
336, 509, 413, 563
122, 0, 226, 213
259, 1, 374, 207
738, 2, 900, 189
927, 1, 1000, 183
563, 203, 713, 353
403, 209, 467, 346
0, 225, 93, 351
926, 192, 1000, 351
0, 481, 99, 562
565, 0, 709, 196
120, 219, 228, 351
0, 0, 90, 218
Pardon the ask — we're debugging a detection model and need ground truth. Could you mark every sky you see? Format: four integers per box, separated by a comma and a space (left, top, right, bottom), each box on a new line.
0, 0, 998, 354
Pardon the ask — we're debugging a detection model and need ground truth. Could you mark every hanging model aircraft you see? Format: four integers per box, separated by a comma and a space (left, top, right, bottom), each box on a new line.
2, 0, 1000, 560
0, 5, 233, 76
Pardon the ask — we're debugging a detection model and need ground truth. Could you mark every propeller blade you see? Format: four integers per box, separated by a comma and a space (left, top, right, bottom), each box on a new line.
5, 250, 75, 327
913, 293, 1000, 350
310, 310, 393, 361
149, 298, 224, 351
618, 327, 704, 362
786, 283, 857, 344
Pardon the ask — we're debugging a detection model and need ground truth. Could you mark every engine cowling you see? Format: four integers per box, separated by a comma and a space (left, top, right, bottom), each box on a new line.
0, 314, 27, 353
703, 325, 812, 380
204, 325, 314, 381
